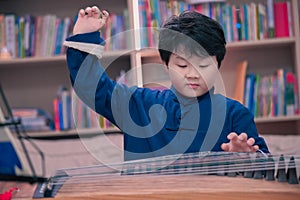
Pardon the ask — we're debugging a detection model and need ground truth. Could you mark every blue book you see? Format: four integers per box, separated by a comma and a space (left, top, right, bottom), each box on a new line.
243, 4, 249, 40
244, 73, 256, 115
54, 19, 64, 55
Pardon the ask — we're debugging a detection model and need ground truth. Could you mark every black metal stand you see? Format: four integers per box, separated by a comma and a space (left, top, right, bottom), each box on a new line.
0, 83, 46, 182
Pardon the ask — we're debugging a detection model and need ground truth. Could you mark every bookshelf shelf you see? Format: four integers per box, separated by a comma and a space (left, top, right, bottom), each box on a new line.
255, 115, 300, 123
135, 37, 296, 59
0, 55, 66, 66
139, 49, 161, 58
25, 127, 121, 140
0, 50, 132, 67
226, 37, 296, 50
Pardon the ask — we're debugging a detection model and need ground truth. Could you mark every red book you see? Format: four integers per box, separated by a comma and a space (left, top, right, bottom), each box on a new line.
53, 98, 60, 131
145, 0, 153, 47
232, 5, 238, 42
274, 1, 289, 37
195, 4, 203, 13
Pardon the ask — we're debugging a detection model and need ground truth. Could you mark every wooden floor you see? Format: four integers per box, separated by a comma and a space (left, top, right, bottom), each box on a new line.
1, 174, 299, 200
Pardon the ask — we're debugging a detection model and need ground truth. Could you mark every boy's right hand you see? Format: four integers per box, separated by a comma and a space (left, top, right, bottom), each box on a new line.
73, 6, 109, 35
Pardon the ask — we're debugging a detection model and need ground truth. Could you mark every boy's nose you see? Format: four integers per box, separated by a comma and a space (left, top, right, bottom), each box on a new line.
185, 66, 200, 78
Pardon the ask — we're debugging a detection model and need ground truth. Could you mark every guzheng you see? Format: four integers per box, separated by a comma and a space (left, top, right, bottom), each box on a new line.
32, 152, 300, 200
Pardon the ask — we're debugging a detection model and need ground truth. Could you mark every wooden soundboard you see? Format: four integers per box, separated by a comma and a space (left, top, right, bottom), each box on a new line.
2, 173, 300, 200
2, 151, 300, 200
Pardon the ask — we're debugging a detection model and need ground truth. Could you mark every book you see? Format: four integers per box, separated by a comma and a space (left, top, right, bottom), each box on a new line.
259, 75, 271, 117
274, 1, 289, 37
243, 4, 250, 41
269, 74, 278, 116
145, 0, 154, 47
253, 74, 261, 117
34, 15, 43, 57
53, 86, 72, 131
257, 3, 267, 40
4, 14, 16, 58
185, 0, 225, 4
250, 2, 258, 40
233, 61, 248, 104
53, 97, 60, 131
54, 18, 64, 55
0, 14, 5, 48
285, 72, 296, 116
276, 68, 286, 116
266, 0, 275, 38
293, 73, 299, 115
236, 5, 246, 41
61, 89, 71, 130
286, 1, 293, 37
17, 16, 25, 58
60, 17, 71, 54
244, 73, 256, 115
24, 15, 35, 57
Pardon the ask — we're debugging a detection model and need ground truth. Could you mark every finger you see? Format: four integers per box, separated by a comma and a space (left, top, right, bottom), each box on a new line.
221, 143, 229, 151
227, 132, 238, 141
78, 9, 85, 17
91, 6, 100, 13
251, 145, 259, 152
102, 10, 109, 21
85, 7, 92, 16
99, 10, 109, 27
238, 133, 248, 141
91, 6, 102, 18
246, 137, 255, 146
102, 10, 109, 17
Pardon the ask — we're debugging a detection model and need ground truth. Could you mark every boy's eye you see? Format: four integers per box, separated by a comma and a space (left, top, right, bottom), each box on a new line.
199, 65, 209, 68
177, 65, 187, 68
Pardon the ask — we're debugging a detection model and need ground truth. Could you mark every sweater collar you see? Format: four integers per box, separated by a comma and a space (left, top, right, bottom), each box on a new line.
170, 86, 215, 106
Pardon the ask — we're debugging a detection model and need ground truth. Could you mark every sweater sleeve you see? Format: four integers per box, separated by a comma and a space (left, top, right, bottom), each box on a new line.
65, 31, 105, 86
65, 31, 118, 122
65, 31, 165, 132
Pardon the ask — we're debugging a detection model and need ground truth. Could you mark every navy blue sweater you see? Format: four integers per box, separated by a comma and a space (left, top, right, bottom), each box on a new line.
66, 31, 269, 161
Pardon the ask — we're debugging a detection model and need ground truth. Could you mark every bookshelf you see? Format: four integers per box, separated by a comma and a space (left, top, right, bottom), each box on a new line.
132, 0, 300, 135
0, 0, 131, 135
0, 0, 300, 135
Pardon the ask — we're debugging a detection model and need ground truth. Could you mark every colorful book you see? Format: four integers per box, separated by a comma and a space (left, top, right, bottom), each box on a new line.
285, 72, 296, 116
53, 97, 60, 131
233, 60, 248, 104
259, 75, 271, 117
244, 73, 256, 114
257, 3, 267, 40
274, 1, 289, 37
4, 14, 16, 58
277, 68, 286, 116
0, 14, 5, 48
266, 0, 275, 38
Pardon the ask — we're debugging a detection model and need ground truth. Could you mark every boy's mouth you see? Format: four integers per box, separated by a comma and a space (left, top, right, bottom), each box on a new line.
187, 83, 200, 89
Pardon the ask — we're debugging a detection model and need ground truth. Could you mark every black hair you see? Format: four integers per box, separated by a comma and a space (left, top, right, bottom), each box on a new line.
158, 10, 226, 68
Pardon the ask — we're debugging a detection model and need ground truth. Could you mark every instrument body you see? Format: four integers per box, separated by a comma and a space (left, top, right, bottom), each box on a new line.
40, 174, 300, 200
2, 152, 300, 200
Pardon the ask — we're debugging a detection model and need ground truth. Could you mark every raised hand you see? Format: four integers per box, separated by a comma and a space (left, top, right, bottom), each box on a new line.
73, 6, 109, 35
221, 132, 259, 152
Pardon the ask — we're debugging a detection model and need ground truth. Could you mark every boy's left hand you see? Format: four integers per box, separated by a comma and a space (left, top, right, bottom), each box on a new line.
221, 132, 259, 152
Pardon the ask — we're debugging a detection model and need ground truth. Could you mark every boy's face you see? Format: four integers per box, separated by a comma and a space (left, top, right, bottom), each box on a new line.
167, 47, 218, 98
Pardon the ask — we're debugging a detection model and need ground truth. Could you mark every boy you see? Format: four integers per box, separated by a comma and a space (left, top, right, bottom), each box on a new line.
65, 6, 269, 161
